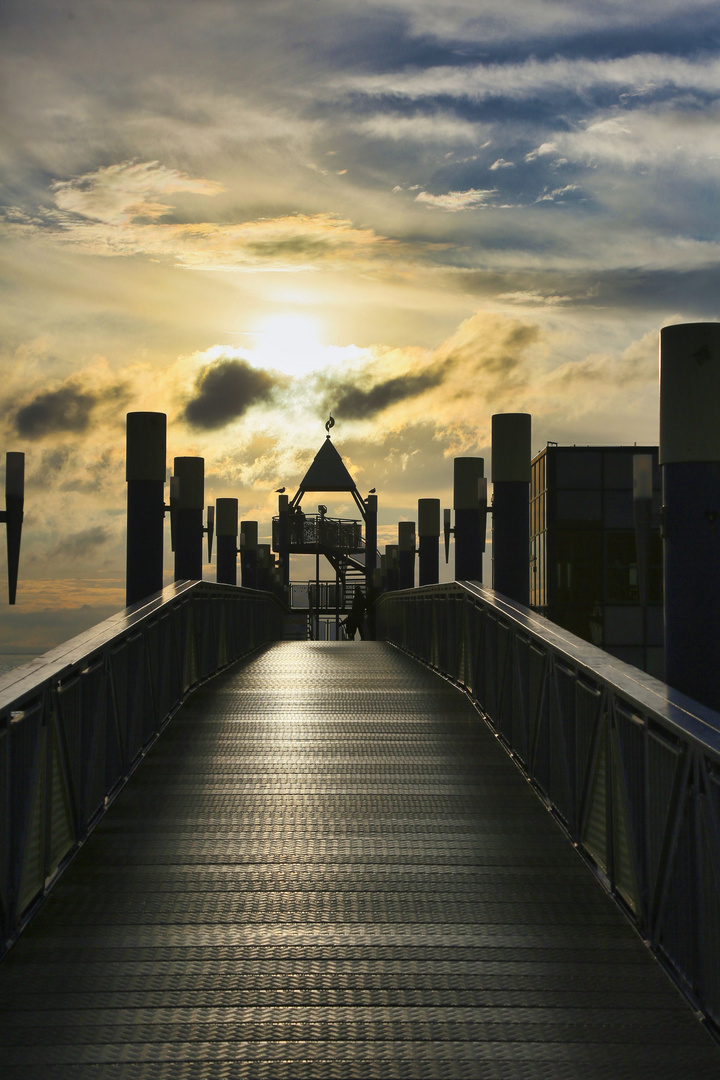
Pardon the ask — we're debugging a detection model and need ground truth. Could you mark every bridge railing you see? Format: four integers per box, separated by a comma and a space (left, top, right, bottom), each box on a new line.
377, 580, 720, 1034
0, 580, 284, 953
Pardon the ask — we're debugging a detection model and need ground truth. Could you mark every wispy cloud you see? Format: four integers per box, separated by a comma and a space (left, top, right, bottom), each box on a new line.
51, 161, 225, 225
415, 188, 497, 211
336, 53, 720, 104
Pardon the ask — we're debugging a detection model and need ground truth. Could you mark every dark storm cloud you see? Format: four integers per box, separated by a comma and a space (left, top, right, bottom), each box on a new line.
323, 367, 445, 420
14, 381, 129, 439
184, 358, 278, 429
15, 386, 97, 438
48, 525, 109, 561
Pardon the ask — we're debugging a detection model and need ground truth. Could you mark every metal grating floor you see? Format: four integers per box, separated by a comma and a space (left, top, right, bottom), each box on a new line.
1, 640, 719, 1078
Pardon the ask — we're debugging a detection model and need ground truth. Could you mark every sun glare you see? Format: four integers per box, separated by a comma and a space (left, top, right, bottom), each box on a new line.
252, 314, 326, 376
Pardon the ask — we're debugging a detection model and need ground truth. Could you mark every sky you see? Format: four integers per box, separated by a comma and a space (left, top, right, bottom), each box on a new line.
1, 0, 720, 650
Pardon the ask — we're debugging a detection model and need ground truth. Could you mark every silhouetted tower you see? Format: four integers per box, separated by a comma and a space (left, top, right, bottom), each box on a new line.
453, 457, 485, 582
126, 412, 166, 607
241, 521, 259, 589
216, 498, 239, 585
418, 499, 440, 585
173, 457, 204, 581
492, 413, 531, 605
398, 521, 416, 590
660, 322, 720, 710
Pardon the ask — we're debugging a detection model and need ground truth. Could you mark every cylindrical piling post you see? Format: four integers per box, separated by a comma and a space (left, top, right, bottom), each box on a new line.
241, 520, 259, 589
126, 412, 166, 606
660, 323, 720, 710
454, 457, 484, 582
365, 494, 378, 591
216, 498, 239, 585
418, 498, 440, 586
492, 413, 531, 605
385, 544, 399, 592
278, 494, 290, 593
173, 456, 204, 582
258, 544, 273, 591
398, 521, 416, 590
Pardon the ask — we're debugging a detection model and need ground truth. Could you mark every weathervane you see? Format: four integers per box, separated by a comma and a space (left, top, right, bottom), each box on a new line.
325, 414, 335, 438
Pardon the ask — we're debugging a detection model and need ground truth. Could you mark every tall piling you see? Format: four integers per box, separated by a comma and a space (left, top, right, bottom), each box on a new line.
216, 498, 239, 585
126, 412, 166, 607
454, 457, 485, 582
660, 322, 720, 710
418, 498, 440, 586
173, 456, 204, 582
492, 413, 531, 605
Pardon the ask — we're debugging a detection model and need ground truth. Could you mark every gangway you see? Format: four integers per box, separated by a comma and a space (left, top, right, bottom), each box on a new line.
0, 584, 719, 1074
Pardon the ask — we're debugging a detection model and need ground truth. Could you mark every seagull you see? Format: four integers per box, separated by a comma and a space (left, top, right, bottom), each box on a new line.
368, 488, 376, 494
275, 487, 285, 493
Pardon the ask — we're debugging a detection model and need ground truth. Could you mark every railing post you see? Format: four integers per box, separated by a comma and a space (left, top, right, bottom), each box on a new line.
216, 499, 239, 585
660, 322, 720, 711
126, 412, 166, 607
418, 498, 440, 585
492, 413, 531, 605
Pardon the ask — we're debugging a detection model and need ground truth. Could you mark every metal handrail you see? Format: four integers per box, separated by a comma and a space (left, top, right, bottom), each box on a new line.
377, 580, 720, 1036
0, 580, 284, 954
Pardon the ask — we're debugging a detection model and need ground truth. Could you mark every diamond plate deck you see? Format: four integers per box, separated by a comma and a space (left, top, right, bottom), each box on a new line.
1, 641, 719, 1077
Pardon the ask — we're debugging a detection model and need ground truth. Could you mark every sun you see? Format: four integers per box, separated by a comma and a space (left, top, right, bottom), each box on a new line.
251, 314, 326, 377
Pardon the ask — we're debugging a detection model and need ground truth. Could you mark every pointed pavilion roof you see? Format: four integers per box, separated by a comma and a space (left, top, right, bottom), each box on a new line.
296, 437, 358, 493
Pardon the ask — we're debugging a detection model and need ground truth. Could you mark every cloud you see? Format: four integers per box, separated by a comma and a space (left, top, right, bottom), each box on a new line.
184, 358, 279, 429
353, 112, 487, 144
47, 526, 109, 562
322, 368, 445, 420
15, 165, 410, 270
12, 375, 129, 440
490, 158, 515, 170
415, 188, 497, 211
336, 52, 720, 105
51, 161, 225, 225
15, 386, 98, 438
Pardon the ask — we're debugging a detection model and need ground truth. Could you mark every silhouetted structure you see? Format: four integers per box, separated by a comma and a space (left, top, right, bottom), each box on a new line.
216, 498, 238, 585
661, 322, 720, 709
530, 444, 663, 676
452, 457, 485, 582
492, 413, 531, 606
418, 499, 440, 585
272, 424, 378, 637
126, 412, 166, 607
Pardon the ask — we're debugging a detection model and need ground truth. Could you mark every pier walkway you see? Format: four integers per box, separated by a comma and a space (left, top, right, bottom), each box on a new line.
1, 641, 719, 1077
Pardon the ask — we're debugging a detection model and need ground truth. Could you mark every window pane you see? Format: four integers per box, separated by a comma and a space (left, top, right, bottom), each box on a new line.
556, 452, 601, 489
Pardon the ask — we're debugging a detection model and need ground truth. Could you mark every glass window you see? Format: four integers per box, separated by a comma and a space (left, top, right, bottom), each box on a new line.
606, 532, 638, 602
556, 452, 601, 489
556, 490, 602, 522
603, 452, 633, 489
604, 490, 634, 529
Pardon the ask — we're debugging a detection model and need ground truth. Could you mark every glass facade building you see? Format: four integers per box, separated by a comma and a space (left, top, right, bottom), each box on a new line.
530, 445, 663, 678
